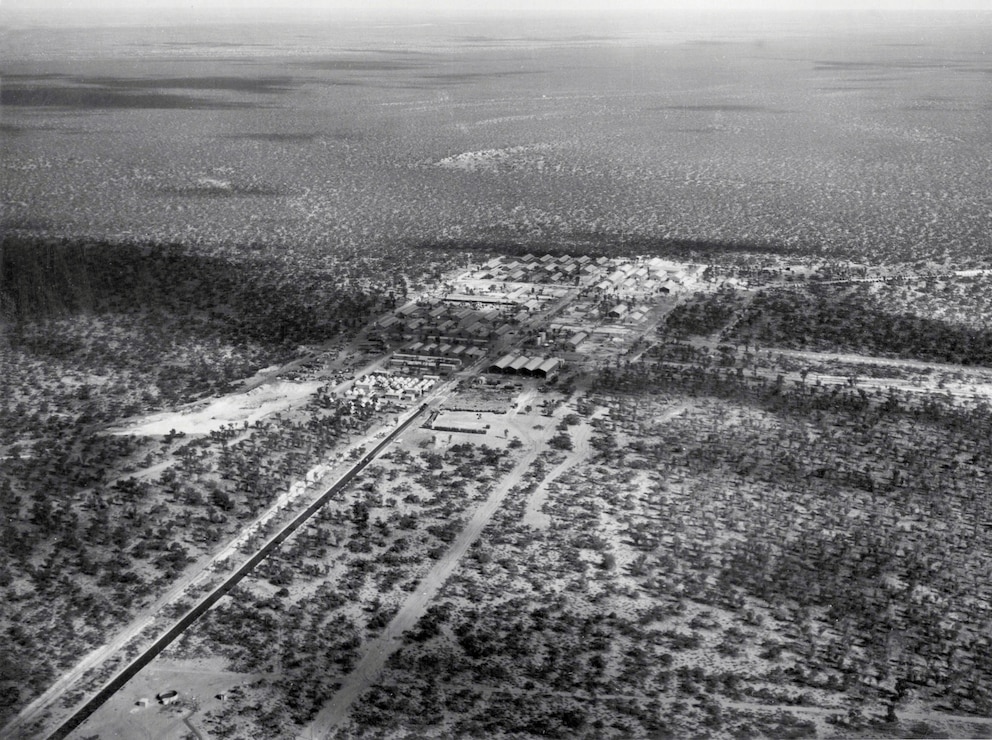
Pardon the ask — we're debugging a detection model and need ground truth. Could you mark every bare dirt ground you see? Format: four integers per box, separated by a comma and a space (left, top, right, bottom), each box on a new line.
770, 347, 992, 401
110, 380, 324, 437
70, 657, 270, 740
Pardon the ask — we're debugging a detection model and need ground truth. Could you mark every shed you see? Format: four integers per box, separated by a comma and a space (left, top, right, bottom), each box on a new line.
489, 353, 516, 374
523, 357, 545, 375
565, 332, 588, 351
536, 358, 562, 379
509, 355, 531, 373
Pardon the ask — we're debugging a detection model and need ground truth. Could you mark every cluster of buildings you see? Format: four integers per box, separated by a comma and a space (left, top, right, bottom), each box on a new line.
362, 254, 700, 383
472, 252, 606, 285
470, 254, 695, 297
588, 257, 692, 296
373, 290, 556, 375
375, 302, 517, 347
348, 373, 438, 402
389, 343, 486, 375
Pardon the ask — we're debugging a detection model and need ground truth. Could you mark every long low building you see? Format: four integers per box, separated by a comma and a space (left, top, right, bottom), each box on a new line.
524, 357, 545, 374
390, 353, 461, 374
442, 293, 519, 306
487, 354, 561, 379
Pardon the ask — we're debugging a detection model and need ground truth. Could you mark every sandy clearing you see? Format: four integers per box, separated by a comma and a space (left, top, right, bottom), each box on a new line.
771, 346, 992, 379
110, 381, 322, 436
434, 144, 555, 172
71, 657, 267, 740
684, 339, 992, 403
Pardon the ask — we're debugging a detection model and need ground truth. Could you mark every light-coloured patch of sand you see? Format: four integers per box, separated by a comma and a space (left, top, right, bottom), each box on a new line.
75, 656, 267, 740
435, 144, 554, 172
110, 381, 322, 436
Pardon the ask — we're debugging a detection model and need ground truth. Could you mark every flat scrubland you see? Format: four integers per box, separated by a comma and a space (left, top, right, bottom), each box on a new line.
4, 249, 992, 738
0, 235, 460, 730
68, 349, 992, 739
3, 17, 992, 265
3, 10, 992, 740
117, 428, 521, 739
330, 368, 992, 740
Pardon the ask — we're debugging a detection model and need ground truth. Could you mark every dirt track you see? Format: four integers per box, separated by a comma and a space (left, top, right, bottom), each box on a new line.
522, 418, 591, 530
303, 411, 557, 738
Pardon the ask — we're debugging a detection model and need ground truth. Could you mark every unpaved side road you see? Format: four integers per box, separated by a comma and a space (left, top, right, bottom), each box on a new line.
522, 419, 592, 530
304, 417, 554, 739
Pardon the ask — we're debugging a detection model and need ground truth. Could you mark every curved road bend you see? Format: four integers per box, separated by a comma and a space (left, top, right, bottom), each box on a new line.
36, 403, 429, 740
521, 418, 593, 529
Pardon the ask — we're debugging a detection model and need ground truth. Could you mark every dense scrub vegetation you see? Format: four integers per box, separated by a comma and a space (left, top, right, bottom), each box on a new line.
727, 284, 992, 366
333, 353, 992, 738
410, 235, 792, 264
657, 273, 992, 368
0, 234, 460, 726
0, 385, 395, 726
593, 355, 992, 713
662, 285, 747, 338
1, 235, 384, 340
170, 442, 513, 737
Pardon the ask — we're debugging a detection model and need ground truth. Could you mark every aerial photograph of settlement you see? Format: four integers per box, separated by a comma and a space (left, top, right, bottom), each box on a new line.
1, 0, 991, 738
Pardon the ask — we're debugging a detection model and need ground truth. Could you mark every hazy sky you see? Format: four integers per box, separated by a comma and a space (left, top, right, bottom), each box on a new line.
3, 0, 990, 16
2, 0, 989, 30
